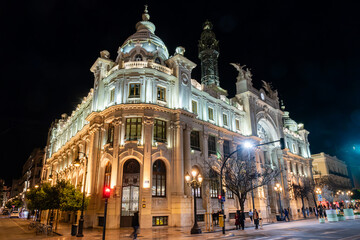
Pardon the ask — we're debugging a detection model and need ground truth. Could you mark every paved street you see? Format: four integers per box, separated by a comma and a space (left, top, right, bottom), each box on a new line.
1, 217, 360, 239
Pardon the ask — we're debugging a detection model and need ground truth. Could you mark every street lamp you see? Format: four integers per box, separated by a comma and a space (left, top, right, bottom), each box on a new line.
75, 152, 88, 238
274, 183, 283, 220
185, 168, 203, 234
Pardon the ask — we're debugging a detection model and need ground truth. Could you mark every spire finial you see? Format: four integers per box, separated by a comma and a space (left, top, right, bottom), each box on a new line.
281, 100, 285, 111
142, 5, 150, 21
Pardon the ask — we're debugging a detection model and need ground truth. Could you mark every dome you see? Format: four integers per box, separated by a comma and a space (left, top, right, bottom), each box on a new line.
119, 6, 169, 61
283, 111, 298, 132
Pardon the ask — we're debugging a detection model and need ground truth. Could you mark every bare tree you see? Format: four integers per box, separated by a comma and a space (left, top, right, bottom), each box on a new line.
289, 178, 314, 218
208, 147, 280, 215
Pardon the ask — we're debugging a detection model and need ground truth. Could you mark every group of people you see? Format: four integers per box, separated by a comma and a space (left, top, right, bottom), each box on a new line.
235, 209, 262, 230
211, 210, 223, 226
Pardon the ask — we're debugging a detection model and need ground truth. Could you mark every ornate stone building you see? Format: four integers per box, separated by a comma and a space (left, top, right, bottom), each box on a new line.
312, 152, 352, 189
42, 6, 314, 229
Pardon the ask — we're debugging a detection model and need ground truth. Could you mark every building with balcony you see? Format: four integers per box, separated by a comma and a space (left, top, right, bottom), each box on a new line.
312, 152, 352, 189
41, 6, 314, 228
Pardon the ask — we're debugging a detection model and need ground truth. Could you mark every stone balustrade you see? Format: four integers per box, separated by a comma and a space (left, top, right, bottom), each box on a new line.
124, 61, 173, 75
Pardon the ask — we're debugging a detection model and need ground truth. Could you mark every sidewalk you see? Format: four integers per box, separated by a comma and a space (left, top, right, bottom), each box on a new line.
54, 216, 317, 239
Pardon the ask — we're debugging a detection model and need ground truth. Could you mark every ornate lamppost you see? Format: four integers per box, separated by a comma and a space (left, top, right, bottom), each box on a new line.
185, 169, 203, 234
74, 152, 88, 238
274, 183, 283, 220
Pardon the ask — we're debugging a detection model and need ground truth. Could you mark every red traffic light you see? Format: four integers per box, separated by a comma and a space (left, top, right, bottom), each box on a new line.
218, 195, 222, 200
103, 187, 111, 198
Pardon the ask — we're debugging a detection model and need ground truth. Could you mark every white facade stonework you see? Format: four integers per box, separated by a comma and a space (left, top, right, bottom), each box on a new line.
42, 7, 314, 228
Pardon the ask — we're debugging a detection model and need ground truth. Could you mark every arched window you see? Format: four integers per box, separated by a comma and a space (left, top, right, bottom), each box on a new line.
104, 162, 112, 188
152, 160, 166, 197
134, 54, 143, 61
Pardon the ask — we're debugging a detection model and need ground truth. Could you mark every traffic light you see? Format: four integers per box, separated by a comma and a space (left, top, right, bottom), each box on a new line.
103, 186, 111, 199
279, 138, 285, 150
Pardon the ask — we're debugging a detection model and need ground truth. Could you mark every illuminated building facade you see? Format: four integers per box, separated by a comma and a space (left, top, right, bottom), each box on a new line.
42, 6, 314, 228
312, 152, 352, 189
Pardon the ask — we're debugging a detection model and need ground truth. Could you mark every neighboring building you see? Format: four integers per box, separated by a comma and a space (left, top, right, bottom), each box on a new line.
20, 148, 44, 206
2, 185, 11, 208
312, 152, 352, 189
21, 148, 44, 190
41, 6, 314, 229
0, 179, 11, 208
10, 179, 22, 199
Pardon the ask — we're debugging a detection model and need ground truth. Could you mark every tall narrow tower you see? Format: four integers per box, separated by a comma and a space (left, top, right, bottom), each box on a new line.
198, 20, 219, 86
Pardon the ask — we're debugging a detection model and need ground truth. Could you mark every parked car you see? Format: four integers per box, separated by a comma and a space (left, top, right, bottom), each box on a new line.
10, 211, 20, 218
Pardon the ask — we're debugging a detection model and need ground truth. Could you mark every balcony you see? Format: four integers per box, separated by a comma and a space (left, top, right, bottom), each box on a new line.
124, 61, 173, 75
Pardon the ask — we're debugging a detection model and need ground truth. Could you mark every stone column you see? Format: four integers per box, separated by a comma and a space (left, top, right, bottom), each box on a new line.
141, 116, 154, 228
84, 123, 103, 228
173, 121, 185, 194
183, 124, 192, 196
108, 117, 122, 229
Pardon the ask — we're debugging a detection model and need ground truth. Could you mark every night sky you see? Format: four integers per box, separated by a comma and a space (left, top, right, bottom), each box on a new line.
1, 1, 360, 185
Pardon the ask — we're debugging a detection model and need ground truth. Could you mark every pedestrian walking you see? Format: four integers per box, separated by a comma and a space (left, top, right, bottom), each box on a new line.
212, 211, 216, 226
318, 206, 323, 218
130, 211, 139, 240
258, 210, 263, 229
306, 207, 309, 217
240, 210, 245, 230
249, 209, 253, 223
235, 210, 240, 230
253, 209, 259, 230
284, 208, 290, 222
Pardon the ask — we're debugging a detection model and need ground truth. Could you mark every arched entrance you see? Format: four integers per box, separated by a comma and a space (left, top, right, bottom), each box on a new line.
121, 159, 140, 227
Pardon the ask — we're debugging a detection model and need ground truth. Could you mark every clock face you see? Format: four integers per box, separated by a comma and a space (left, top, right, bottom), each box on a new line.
181, 73, 189, 85
260, 92, 265, 100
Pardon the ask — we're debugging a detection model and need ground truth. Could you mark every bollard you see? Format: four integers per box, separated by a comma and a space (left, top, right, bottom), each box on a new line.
71, 224, 78, 236
219, 214, 224, 228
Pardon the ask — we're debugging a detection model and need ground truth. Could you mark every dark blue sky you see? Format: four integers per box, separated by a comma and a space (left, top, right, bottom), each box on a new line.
1, 0, 359, 184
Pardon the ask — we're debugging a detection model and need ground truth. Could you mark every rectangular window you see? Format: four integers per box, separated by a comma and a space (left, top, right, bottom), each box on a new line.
107, 124, 114, 146
110, 88, 115, 103
157, 86, 166, 101
154, 119, 167, 143
223, 114, 228, 126
223, 140, 230, 157
210, 180, 218, 198
125, 118, 142, 141
208, 135, 216, 155
235, 119, 240, 131
190, 131, 200, 151
208, 107, 214, 121
129, 83, 140, 98
192, 100, 198, 115
226, 189, 234, 199
152, 216, 168, 226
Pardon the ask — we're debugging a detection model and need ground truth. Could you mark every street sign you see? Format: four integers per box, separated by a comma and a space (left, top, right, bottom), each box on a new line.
221, 196, 225, 202
317, 194, 322, 201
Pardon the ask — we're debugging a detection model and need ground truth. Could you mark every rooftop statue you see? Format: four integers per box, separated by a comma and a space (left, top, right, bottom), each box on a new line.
230, 63, 253, 84
261, 80, 278, 99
